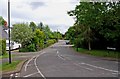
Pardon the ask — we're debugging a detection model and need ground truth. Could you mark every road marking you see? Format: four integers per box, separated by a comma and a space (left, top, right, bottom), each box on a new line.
25, 56, 36, 71
57, 51, 66, 60
23, 72, 38, 77
80, 63, 118, 73
58, 54, 66, 60
15, 76, 18, 77
9, 74, 13, 79
74, 63, 93, 71
15, 73, 18, 77
34, 52, 46, 79
57, 51, 59, 54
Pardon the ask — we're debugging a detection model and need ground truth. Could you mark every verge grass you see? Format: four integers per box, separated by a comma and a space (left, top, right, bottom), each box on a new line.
75, 47, 120, 58
0, 60, 21, 72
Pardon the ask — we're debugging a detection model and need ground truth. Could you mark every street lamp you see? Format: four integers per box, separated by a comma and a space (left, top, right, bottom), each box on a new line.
8, 0, 11, 64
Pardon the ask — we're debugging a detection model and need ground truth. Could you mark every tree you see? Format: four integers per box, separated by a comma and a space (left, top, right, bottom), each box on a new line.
29, 22, 37, 31
0, 16, 5, 26
33, 29, 45, 50
67, 1, 120, 50
38, 22, 44, 31
11, 23, 33, 47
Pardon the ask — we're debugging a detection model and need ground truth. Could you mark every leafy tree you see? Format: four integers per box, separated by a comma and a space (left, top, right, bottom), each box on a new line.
29, 22, 37, 31
0, 16, 5, 26
33, 29, 45, 50
11, 23, 33, 48
67, 1, 120, 50
38, 22, 44, 31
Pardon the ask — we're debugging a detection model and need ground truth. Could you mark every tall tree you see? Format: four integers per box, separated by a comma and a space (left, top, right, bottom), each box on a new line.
67, 1, 120, 50
11, 23, 33, 47
29, 22, 37, 31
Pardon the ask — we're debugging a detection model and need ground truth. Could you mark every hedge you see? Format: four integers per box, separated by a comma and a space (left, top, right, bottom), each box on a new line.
47, 39, 56, 46
0, 39, 6, 55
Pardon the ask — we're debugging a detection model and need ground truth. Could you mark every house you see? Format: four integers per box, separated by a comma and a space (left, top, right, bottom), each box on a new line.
1, 26, 21, 50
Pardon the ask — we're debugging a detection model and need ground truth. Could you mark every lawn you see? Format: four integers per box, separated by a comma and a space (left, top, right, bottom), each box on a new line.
0, 60, 21, 72
75, 48, 120, 58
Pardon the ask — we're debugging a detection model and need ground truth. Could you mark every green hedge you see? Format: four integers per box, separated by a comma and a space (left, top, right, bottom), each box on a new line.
19, 39, 57, 52
47, 39, 56, 46
0, 39, 6, 55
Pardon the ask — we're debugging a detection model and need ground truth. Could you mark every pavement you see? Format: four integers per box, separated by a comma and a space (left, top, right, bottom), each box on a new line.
1, 40, 120, 79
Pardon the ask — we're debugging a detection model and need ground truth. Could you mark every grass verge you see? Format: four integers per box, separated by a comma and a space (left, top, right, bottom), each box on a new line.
0, 53, 14, 59
0, 60, 21, 72
74, 47, 120, 58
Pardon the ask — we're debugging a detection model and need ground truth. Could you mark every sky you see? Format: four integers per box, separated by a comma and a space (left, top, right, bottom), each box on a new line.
0, 0, 79, 34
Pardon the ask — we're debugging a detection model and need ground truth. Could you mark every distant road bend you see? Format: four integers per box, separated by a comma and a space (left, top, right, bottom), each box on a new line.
9, 40, 119, 78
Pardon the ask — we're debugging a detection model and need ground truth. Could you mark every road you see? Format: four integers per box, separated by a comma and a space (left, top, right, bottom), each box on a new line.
8, 40, 119, 79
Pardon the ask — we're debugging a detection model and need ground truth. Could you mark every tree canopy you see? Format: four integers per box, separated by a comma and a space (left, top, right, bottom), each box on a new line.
66, 2, 120, 51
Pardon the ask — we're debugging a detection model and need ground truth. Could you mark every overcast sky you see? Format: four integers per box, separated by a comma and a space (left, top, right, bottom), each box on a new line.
0, 0, 79, 34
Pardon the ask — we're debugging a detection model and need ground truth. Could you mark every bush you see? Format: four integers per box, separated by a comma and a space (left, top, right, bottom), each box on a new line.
47, 39, 56, 46
0, 39, 6, 55
19, 48, 28, 52
19, 44, 36, 52
27, 44, 36, 52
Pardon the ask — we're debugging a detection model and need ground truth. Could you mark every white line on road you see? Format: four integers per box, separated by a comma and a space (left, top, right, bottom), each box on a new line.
23, 72, 38, 77
80, 63, 119, 73
24, 56, 36, 71
9, 74, 13, 79
58, 54, 66, 60
57, 51, 66, 60
15, 73, 18, 77
73, 63, 93, 71
57, 51, 59, 54
34, 52, 46, 79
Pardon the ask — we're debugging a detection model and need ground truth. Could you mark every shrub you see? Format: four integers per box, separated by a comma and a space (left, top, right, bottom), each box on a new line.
47, 39, 56, 46
19, 48, 28, 52
27, 44, 36, 52
19, 44, 36, 52
0, 39, 6, 55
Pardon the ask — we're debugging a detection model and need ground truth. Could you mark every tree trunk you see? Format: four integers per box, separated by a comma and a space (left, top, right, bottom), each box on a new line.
88, 41, 91, 51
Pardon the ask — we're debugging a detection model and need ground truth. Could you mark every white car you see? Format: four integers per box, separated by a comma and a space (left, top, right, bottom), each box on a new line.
6, 40, 21, 50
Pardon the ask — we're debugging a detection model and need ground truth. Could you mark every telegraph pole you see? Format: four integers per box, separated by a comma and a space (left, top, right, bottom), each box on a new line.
8, 0, 11, 64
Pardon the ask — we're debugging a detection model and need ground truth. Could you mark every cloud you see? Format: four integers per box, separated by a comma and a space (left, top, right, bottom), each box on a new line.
70, 0, 80, 4
0, 0, 79, 33
30, 2, 46, 9
48, 24, 70, 34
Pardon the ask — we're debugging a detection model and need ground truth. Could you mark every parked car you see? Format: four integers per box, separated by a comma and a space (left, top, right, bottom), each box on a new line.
66, 40, 70, 44
6, 40, 21, 50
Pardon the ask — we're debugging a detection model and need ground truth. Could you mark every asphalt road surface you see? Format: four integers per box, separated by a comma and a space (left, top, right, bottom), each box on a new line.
8, 40, 119, 79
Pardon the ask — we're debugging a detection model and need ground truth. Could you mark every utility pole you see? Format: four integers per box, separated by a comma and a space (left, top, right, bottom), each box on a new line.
8, 0, 11, 64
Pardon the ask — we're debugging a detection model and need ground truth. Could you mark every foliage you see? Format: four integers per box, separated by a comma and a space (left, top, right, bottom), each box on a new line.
38, 22, 44, 31
27, 44, 36, 52
35, 29, 45, 48
11, 23, 33, 47
11, 22, 62, 52
0, 16, 5, 26
75, 47, 119, 58
0, 39, 6, 55
47, 39, 56, 46
29, 22, 37, 31
67, 2, 120, 51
